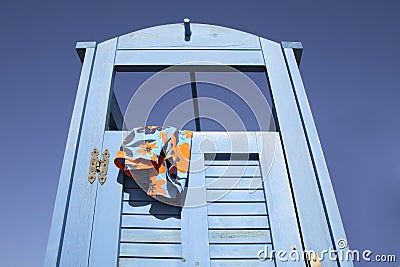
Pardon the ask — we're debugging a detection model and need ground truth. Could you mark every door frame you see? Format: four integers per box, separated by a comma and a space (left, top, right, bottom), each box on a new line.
45, 23, 352, 267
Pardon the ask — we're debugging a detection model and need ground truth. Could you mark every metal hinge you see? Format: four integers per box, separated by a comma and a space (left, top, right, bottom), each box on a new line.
88, 148, 110, 185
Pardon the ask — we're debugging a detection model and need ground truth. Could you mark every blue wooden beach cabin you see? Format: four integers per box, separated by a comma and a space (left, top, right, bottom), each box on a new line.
45, 21, 353, 267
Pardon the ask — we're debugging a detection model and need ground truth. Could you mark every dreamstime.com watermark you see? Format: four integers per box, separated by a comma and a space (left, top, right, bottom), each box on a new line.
257, 239, 397, 263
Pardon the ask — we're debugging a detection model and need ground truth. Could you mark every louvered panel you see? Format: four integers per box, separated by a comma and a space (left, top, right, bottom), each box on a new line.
206, 154, 275, 266
119, 176, 182, 266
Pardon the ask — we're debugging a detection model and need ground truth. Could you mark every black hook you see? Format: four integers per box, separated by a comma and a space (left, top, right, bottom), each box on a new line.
184, 18, 191, 41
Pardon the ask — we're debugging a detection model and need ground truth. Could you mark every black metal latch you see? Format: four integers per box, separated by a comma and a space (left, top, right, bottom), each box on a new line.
88, 148, 110, 185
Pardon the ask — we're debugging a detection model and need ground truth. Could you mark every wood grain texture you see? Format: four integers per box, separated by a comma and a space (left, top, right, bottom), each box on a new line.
115, 49, 264, 67
44, 44, 96, 267
59, 38, 118, 267
261, 37, 334, 266
208, 215, 269, 229
88, 132, 124, 267
283, 47, 353, 267
117, 23, 261, 50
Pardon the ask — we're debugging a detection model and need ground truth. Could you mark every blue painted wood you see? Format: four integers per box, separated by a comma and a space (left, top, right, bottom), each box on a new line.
206, 177, 262, 189
191, 132, 259, 153
260, 38, 336, 266
209, 244, 272, 258
88, 131, 124, 267
204, 159, 259, 166
117, 23, 261, 50
207, 202, 267, 215
121, 229, 182, 243
208, 216, 269, 229
121, 214, 181, 228
282, 47, 354, 267
119, 258, 183, 267
115, 49, 264, 67
181, 152, 211, 267
122, 201, 182, 215
58, 38, 117, 266
210, 259, 275, 267
209, 229, 271, 243
120, 243, 182, 257
44, 43, 96, 267
256, 132, 304, 267
206, 189, 265, 202
205, 165, 261, 177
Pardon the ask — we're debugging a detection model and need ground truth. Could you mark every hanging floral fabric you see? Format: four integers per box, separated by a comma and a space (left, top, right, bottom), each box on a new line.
114, 126, 193, 200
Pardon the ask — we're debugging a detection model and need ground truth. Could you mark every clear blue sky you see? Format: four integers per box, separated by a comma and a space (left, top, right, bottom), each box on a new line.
0, 1, 399, 266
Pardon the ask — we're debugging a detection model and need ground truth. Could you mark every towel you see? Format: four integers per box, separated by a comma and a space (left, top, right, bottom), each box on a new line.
114, 126, 193, 199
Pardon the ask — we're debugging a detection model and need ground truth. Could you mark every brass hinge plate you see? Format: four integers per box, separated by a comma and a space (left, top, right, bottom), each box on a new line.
88, 148, 110, 185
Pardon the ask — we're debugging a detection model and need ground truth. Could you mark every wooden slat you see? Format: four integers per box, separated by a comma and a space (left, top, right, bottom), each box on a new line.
119, 258, 182, 267
120, 243, 181, 258
60, 38, 118, 267
120, 229, 181, 243
207, 189, 265, 202
122, 202, 182, 215
207, 202, 267, 215
261, 37, 334, 259
123, 189, 157, 201
121, 215, 181, 229
210, 244, 272, 259
115, 50, 264, 67
204, 160, 259, 166
181, 153, 211, 266
89, 133, 125, 267
206, 177, 262, 189
205, 165, 261, 177
44, 43, 96, 267
191, 132, 259, 154
208, 215, 269, 229
211, 259, 275, 267
284, 46, 353, 267
117, 23, 261, 50
209, 229, 271, 244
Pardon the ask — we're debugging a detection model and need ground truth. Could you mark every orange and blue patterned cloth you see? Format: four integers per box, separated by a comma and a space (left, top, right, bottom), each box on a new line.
114, 126, 193, 199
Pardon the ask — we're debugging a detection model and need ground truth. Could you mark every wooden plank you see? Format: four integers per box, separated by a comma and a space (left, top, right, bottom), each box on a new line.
123, 189, 158, 201
59, 38, 117, 266
119, 258, 183, 267
256, 132, 304, 267
89, 132, 124, 267
211, 259, 275, 267
181, 153, 211, 267
120, 229, 181, 243
122, 201, 182, 215
207, 203, 267, 215
208, 215, 269, 229
261, 37, 332, 265
122, 215, 181, 229
207, 189, 265, 202
205, 165, 261, 177
117, 23, 261, 50
205, 160, 259, 166
44, 44, 96, 267
210, 244, 272, 259
191, 132, 259, 154
283, 47, 353, 267
206, 177, 263, 189
115, 49, 264, 67
209, 229, 271, 244
120, 243, 181, 257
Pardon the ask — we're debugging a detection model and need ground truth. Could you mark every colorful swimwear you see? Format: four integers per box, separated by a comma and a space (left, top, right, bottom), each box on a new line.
114, 126, 193, 200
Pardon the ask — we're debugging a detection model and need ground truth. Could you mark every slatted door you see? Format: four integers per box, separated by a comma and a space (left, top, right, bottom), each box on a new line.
88, 131, 303, 267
